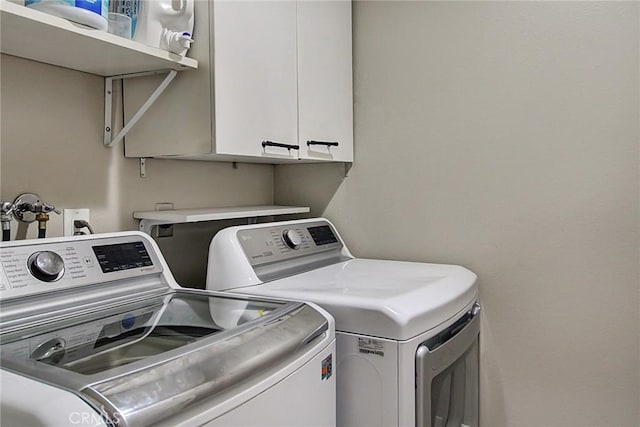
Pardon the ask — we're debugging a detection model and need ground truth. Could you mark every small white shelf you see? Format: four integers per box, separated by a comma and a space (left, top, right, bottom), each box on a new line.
0, 0, 197, 76
133, 205, 310, 235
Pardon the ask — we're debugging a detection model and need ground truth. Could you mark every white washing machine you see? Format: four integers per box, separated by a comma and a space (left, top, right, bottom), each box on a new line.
207, 218, 480, 427
0, 231, 335, 427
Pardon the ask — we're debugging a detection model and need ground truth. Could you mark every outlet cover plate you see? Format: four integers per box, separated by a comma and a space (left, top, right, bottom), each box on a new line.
63, 208, 90, 236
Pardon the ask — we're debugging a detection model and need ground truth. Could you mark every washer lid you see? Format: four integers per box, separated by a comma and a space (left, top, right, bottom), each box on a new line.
235, 258, 478, 341
1, 290, 329, 427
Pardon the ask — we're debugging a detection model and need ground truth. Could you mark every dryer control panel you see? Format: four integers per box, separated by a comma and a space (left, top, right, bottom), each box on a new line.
237, 219, 344, 268
208, 218, 353, 287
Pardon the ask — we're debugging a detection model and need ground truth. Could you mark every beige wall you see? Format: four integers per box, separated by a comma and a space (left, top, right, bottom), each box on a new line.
276, 1, 640, 426
0, 55, 274, 285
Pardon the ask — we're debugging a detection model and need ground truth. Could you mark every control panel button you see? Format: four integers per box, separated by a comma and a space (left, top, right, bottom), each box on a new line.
28, 251, 65, 282
282, 229, 302, 250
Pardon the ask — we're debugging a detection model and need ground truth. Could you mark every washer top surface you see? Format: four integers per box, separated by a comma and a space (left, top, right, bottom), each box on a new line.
233, 258, 477, 341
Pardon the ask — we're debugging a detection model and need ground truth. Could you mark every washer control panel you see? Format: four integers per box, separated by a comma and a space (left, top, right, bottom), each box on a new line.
0, 235, 163, 301
237, 219, 343, 267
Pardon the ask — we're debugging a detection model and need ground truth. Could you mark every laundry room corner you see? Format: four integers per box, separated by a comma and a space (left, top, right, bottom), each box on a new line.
275, 1, 640, 426
1, 0, 638, 425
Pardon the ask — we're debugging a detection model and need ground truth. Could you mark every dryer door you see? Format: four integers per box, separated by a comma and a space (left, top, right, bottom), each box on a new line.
416, 303, 480, 427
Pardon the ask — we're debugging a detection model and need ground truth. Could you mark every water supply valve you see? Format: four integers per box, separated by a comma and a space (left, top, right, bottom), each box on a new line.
34, 201, 60, 239
1, 202, 14, 241
12, 193, 60, 239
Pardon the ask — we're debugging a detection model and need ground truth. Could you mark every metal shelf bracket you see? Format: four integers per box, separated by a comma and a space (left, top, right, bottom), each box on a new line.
344, 162, 353, 177
139, 219, 172, 235
104, 69, 178, 148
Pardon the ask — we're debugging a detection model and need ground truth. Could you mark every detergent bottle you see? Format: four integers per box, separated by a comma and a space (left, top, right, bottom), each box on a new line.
133, 0, 194, 56
25, 0, 109, 31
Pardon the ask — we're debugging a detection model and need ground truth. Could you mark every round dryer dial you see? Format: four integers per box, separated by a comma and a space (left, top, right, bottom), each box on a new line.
28, 251, 65, 282
282, 229, 302, 250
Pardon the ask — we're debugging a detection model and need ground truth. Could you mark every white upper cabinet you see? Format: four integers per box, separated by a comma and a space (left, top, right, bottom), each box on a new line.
297, 0, 353, 162
123, 0, 353, 164
213, 0, 299, 160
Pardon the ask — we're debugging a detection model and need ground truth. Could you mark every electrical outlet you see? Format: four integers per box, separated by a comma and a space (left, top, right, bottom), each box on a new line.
63, 208, 90, 236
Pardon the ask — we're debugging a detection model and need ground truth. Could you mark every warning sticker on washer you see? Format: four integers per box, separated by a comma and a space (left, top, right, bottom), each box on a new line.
321, 354, 333, 380
358, 337, 385, 357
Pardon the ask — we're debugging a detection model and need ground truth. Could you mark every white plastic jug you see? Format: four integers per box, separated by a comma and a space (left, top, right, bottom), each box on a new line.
133, 0, 194, 56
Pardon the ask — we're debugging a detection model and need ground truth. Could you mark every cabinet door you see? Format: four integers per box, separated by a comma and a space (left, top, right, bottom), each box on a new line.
213, 0, 299, 160
297, 0, 354, 162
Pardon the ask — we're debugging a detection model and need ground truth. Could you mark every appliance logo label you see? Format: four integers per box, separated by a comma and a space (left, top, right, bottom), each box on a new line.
358, 337, 385, 357
321, 354, 333, 380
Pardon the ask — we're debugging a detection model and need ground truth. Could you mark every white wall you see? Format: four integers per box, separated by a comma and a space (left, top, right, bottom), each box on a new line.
275, 1, 640, 426
0, 55, 274, 285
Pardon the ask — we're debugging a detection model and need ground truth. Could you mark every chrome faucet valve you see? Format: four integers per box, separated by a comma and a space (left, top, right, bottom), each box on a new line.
11, 193, 60, 239
12, 193, 42, 223
33, 201, 60, 239
39, 202, 61, 215
1, 201, 14, 241
1, 201, 14, 221
12, 193, 60, 222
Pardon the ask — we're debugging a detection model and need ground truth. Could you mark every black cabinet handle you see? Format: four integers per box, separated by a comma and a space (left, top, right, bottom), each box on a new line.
262, 141, 300, 151
307, 140, 339, 147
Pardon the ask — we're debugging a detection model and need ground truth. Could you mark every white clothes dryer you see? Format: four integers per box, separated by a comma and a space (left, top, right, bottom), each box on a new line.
0, 231, 335, 427
207, 218, 480, 427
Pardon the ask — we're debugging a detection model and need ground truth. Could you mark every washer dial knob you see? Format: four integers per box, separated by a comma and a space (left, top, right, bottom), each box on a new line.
282, 229, 302, 250
28, 251, 65, 282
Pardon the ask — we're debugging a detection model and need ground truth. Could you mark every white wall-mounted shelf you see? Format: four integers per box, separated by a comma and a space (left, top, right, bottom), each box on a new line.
133, 205, 310, 235
0, 0, 197, 76
0, 0, 198, 148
